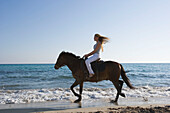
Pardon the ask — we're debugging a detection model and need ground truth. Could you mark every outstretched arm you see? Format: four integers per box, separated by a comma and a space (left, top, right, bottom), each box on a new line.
84, 41, 101, 58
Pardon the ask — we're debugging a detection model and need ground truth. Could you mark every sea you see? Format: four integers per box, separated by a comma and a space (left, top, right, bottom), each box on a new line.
0, 63, 170, 105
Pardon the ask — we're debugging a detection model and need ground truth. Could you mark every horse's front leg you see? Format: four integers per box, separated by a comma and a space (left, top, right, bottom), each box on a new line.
70, 80, 83, 103
70, 80, 79, 97
74, 82, 83, 103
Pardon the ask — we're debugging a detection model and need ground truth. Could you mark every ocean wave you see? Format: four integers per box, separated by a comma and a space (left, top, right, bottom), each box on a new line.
0, 70, 48, 75
0, 86, 169, 104
46, 75, 73, 80
2, 75, 41, 79
0, 84, 21, 89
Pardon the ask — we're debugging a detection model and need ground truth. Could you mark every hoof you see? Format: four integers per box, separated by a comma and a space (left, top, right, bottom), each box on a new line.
110, 100, 118, 105
120, 93, 126, 98
74, 99, 81, 103
110, 99, 117, 103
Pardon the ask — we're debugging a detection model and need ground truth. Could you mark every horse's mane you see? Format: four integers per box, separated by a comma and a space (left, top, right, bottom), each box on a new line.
61, 51, 82, 60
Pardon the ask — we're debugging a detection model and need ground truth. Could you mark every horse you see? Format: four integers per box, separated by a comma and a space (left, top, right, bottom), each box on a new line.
54, 51, 134, 103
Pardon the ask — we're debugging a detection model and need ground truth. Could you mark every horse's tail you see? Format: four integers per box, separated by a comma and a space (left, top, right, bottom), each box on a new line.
120, 64, 135, 89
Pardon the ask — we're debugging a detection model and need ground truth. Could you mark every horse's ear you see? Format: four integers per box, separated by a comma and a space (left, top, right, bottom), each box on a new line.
61, 51, 65, 54
59, 51, 65, 56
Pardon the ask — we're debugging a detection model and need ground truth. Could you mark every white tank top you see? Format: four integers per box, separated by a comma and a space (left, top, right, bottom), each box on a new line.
93, 41, 101, 54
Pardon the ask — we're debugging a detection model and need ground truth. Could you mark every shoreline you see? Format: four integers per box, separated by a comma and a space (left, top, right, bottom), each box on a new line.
1, 86, 169, 104
0, 96, 169, 113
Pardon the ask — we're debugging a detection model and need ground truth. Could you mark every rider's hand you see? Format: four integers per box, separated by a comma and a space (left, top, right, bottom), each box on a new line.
83, 54, 89, 58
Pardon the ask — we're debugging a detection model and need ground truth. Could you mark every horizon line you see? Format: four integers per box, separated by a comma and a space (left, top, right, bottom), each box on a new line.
0, 62, 170, 64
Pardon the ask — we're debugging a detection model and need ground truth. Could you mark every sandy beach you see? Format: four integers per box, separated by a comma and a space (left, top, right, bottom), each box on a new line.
1, 104, 169, 113
44, 104, 170, 113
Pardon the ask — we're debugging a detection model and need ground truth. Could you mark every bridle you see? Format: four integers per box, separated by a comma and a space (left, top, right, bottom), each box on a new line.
55, 64, 60, 69
55, 62, 65, 69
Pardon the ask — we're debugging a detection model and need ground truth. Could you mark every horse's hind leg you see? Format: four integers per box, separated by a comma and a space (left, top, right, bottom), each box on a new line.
119, 80, 125, 98
111, 80, 125, 103
112, 81, 121, 102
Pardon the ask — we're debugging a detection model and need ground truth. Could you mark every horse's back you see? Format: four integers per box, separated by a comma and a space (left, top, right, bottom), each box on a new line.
105, 61, 121, 71
91, 60, 105, 73
105, 60, 120, 65
91, 60, 120, 72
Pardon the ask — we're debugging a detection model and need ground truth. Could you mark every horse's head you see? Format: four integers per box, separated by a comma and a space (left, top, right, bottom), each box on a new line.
54, 51, 66, 70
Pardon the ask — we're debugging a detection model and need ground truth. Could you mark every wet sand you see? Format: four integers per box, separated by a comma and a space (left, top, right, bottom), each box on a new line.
46, 105, 170, 113
0, 97, 170, 113
1, 105, 169, 113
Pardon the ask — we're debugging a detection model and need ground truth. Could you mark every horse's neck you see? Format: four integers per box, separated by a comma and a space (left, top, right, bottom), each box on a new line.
65, 57, 79, 74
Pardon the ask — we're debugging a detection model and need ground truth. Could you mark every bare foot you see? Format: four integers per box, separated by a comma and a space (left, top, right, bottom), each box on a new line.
89, 74, 94, 78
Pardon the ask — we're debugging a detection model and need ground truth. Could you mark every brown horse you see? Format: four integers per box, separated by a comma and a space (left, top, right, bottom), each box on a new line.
54, 51, 134, 103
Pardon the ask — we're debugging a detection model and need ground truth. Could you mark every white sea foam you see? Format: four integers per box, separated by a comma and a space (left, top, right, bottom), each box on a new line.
0, 86, 169, 104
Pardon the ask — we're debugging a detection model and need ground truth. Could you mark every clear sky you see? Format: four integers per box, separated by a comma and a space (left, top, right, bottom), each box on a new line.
0, 0, 170, 64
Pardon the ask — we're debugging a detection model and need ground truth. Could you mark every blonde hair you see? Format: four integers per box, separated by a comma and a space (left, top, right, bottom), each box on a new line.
94, 34, 109, 52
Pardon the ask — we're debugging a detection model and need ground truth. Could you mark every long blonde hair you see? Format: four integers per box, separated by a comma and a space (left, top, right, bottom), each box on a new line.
94, 34, 109, 52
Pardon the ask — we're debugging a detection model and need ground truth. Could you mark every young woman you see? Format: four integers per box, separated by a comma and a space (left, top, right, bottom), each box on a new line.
83, 34, 109, 78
